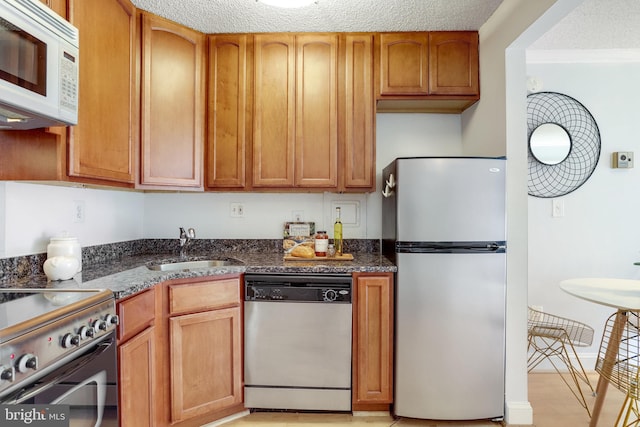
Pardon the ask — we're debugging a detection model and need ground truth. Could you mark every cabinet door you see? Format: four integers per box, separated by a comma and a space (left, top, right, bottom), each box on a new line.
295, 34, 338, 188
429, 32, 479, 96
253, 34, 295, 187
353, 273, 393, 407
119, 326, 155, 427
140, 14, 204, 189
342, 34, 374, 191
379, 33, 429, 95
169, 307, 242, 422
68, 0, 136, 184
207, 35, 248, 189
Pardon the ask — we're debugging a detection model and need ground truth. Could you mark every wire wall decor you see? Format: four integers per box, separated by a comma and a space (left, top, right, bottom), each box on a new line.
527, 91, 601, 198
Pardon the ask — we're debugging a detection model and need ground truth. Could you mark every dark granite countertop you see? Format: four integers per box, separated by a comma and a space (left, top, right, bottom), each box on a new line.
2, 251, 396, 300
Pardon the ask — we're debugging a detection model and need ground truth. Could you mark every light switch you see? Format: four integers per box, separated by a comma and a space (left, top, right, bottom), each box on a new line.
552, 199, 564, 218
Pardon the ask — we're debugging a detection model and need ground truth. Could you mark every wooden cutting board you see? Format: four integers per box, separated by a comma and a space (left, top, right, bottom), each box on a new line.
283, 253, 354, 261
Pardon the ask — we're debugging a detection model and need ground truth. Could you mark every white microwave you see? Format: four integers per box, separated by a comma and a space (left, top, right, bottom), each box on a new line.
0, 0, 79, 130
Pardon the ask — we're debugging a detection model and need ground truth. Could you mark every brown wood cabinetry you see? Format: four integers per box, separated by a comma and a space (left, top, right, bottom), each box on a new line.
352, 272, 394, 410
68, 0, 137, 184
158, 275, 243, 427
0, 0, 137, 185
252, 34, 338, 189
252, 34, 296, 188
376, 31, 479, 113
295, 34, 338, 188
117, 288, 157, 427
379, 33, 429, 96
341, 34, 375, 191
140, 13, 205, 189
206, 35, 250, 189
428, 31, 479, 95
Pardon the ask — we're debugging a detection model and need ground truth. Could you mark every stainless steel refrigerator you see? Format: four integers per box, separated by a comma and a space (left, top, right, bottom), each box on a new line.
382, 157, 506, 421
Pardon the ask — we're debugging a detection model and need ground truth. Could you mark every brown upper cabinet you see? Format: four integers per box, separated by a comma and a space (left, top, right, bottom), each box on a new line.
68, 0, 138, 185
341, 34, 375, 191
379, 33, 429, 96
206, 35, 250, 190
252, 34, 338, 189
210, 33, 374, 192
139, 13, 205, 189
376, 31, 479, 113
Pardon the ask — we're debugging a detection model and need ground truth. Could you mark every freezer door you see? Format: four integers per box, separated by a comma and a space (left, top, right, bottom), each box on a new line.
394, 251, 506, 420
395, 158, 505, 242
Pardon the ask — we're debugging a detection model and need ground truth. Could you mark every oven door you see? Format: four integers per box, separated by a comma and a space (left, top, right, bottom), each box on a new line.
1, 332, 118, 427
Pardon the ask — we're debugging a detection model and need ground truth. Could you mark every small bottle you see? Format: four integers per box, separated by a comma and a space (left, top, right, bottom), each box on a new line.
327, 244, 336, 258
314, 231, 328, 257
334, 207, 343, 256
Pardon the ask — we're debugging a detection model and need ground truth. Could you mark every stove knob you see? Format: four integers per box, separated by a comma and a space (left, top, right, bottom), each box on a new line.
104, 314, 119, 326
62, 333, 81, 348
92, 319, 107, 333
16, 354, 38, 373
79, 326, 95, 340
0, 366, 14, 382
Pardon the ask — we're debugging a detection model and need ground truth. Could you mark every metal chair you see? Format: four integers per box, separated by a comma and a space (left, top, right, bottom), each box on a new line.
596, 311, 640, 426
527, 306, 595, 416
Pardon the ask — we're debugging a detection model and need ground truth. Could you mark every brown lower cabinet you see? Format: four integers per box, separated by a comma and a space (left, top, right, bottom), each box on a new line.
117, 271, 394, 425
117, 275, 243, 427
117, 287, 156, 427
352, 272, 394, 410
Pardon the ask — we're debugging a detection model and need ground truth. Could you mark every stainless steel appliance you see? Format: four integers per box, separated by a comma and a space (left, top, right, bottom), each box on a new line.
0, 0, 79, 129
244, 273, 352, 411
0, 288, 118, 426
382, 157, 506, 421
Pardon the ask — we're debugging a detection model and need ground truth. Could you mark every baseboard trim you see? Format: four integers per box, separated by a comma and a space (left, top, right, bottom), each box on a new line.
505, 401, 533, 425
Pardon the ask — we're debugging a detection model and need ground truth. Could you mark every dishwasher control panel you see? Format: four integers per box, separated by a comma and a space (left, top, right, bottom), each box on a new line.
244, 274, 352, 303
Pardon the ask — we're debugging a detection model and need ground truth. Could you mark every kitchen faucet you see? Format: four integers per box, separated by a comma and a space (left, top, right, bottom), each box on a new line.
179, 227, 196, 257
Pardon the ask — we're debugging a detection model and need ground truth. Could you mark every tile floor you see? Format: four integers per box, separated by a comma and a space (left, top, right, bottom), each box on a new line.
207, 372, 628, 426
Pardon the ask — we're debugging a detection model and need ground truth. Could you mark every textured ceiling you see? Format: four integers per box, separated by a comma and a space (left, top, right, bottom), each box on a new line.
130, 0, 638, 50
531, 0, 640, 50
129, 0, 504, 34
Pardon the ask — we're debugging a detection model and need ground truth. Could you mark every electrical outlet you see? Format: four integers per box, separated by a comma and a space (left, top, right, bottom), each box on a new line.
292, 211, 304, 222
230, 203, 244, 218
73, 200, 85, 223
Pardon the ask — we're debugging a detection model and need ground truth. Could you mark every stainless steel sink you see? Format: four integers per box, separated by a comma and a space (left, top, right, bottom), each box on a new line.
147, 259, 239, 271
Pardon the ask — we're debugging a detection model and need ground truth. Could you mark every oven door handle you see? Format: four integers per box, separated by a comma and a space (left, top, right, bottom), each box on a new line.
5, 337, 113, 404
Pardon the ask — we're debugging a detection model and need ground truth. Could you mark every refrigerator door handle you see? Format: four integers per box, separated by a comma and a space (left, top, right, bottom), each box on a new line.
396, 241, 506, 254
382, 173, 396, 198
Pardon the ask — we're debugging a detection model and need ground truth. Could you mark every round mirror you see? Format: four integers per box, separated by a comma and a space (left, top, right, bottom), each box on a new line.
527, 92, 601, 198
529, 123, 571, 165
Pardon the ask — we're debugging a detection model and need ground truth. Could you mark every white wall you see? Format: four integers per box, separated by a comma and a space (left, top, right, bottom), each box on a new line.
0, 182, 143, 257
142, 113, 463, 240
526, 58, 640, 368
0, 114, 462, 257
467, 0, 571, 424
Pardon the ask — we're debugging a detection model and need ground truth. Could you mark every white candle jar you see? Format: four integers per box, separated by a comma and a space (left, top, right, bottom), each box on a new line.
47, 236, 82, 273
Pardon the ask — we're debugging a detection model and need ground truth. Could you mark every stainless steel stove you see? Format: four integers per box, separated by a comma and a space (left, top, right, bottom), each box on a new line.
0, 288, 119, 426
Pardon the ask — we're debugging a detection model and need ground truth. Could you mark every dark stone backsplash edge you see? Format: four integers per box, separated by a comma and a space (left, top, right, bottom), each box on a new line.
0, 238, 381, 282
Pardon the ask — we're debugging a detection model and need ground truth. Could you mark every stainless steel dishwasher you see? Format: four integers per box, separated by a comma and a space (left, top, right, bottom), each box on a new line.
244, 273, 352, 411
